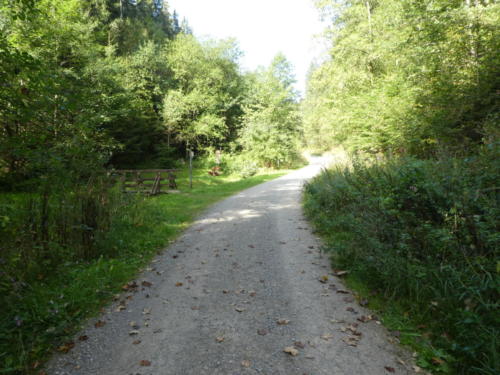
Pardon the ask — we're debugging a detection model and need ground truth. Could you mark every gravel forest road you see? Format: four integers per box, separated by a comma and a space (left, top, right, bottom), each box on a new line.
47, 158, 417, 375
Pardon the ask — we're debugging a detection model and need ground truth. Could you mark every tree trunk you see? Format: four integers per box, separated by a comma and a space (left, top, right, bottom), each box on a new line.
365, 1, 372, 40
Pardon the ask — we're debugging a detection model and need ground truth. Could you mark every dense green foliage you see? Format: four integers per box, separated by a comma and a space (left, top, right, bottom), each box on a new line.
303, 1, 499, 373
0, 1, 301, 373
304, 151, 499, 373
0, 0, 301, 285
0, 0, 301, 181
240, 54, 302, 167
304, 0, 499, 155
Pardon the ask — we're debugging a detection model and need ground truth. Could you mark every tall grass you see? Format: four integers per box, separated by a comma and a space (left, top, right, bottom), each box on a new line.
0, 167, 287, 374
304, 145, 499, 374
0, 178, 129, 285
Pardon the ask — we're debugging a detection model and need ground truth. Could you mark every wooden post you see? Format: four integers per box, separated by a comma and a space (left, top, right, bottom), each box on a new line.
215, 150, 221, 165
151, 172, 161, 195
189, 149, 194, 189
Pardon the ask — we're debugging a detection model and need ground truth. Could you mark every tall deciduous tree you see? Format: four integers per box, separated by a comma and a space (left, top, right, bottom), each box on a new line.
240, 54, 301, 167
162, 35, 245, 152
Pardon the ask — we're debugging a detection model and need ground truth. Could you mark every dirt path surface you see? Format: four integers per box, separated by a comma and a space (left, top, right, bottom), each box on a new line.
47, 158, 416, 375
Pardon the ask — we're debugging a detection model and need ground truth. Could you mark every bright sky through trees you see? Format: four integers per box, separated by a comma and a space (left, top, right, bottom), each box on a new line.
167, 0, 325, 95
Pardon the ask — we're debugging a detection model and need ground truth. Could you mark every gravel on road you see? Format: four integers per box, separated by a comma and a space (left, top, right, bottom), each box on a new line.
46, 158, 417, 375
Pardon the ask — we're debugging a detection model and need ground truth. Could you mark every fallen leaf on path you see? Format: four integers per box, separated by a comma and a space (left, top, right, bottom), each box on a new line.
277, 319, 290, 325
191, 306, 200, 310
132, 340, 141, 345
235, 307, 246, 312
241, 360, 251, 368
343, 296, 354, 303
283, 346, 299, 356
142, 308, 151, 315
249, 290, 256, 297
342, 336, 359, 347
384, 366, 395, 373
321, 333, 334, 341
248, 245, 255, 248
94, 320, 106, 328
78, 335, 88, 341
129, 321, 139, 329
319, 275, 329, 283
139, 360, 151, 367
222, 289, 230, 294
175, 282, 183, 287
346, 307, 358, 313
257, 329, 268, 336
122, 281, 138, 291
216, 336, 225, 343
129, 330, 140, 336
336, 289, 349, 294
56, 342, 75, 353
142, 281, 152, 287
357, 315, 373, 323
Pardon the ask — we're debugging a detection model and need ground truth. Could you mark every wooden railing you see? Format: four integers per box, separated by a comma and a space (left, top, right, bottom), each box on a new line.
113, 169, 178, 195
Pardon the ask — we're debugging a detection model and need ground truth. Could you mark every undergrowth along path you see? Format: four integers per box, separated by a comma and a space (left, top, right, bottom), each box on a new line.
47, 158, 417, 375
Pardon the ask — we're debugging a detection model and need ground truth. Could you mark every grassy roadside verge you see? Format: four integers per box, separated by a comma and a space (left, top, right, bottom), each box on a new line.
303, 151, 499, 375
0, 168, 288, 375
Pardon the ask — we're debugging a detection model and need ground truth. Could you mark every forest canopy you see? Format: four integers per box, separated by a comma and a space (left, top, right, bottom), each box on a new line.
304, 0, 499, 156
0, 0, 301, 189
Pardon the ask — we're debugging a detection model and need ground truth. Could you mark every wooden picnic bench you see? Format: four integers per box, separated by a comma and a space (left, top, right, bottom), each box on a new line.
113, 169, 178, 195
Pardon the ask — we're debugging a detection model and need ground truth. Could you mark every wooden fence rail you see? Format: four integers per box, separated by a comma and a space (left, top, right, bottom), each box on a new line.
111, 169, 178, 195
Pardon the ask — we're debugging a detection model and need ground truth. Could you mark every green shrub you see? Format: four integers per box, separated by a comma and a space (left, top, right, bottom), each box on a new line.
304, 146, 499, 374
